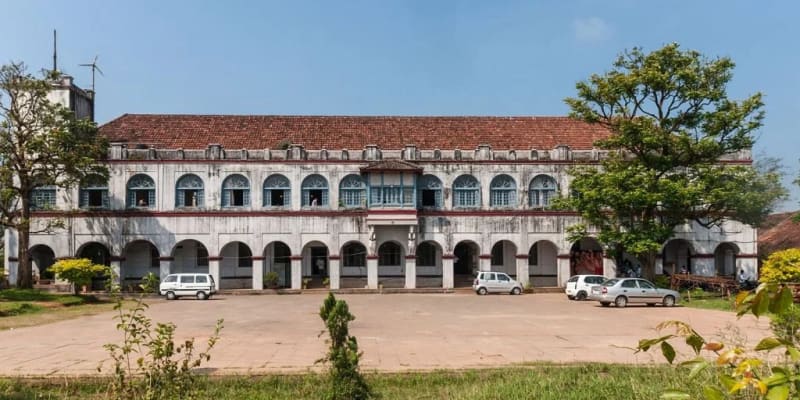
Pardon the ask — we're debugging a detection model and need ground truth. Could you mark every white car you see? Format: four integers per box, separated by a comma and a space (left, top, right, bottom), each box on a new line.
159, 273, 217, 300
565, 275, 607, 300
472, 272, 524, 295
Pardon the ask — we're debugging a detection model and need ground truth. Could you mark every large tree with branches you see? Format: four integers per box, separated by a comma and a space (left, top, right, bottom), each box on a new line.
0, 62, 107, 288
560, 43, 786, 278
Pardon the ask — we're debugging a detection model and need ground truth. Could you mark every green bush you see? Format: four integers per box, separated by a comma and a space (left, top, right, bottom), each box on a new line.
652, 275, 671, 289
139, 272, 160, 294
264, 271, 280, 288
771, 304, 800, 345
318, 293, 372, 400
50, 258, 110, 294
759, 248, 800, 283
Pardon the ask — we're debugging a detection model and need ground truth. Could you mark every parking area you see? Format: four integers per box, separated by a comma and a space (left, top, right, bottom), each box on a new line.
0, 293, 770, 376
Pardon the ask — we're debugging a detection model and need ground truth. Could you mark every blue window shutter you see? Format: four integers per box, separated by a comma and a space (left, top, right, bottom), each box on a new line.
102, 190, 109, 209
198, 189, 204, 207
148, 190, 155, 208
284, 189, 290, 206
80, 190, 89, 208
222, 189, 230, 207
322, 190, 328, 206
263, 189, 270, 206
244, 189, 250, 206
176, 189, 185, 207
127, 190, 135, 208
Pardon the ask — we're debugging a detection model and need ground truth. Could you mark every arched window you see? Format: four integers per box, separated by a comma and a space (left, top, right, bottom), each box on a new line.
490, 174, 517, 207
339, 174, 366, 208
263, 174, 291, 207
529, 175, 557, 207
416, 242, 438, 267
175, 174, 204, 208
80, 175, 109, 209
453, 175, 480, 208
417, 175, 442, 209
30, 185, 57, 210
127, 174, 155, 208
342, 242, 367, 268
378, 242, 402, 266
221, 174, 250, 207
302, 174, 328, 207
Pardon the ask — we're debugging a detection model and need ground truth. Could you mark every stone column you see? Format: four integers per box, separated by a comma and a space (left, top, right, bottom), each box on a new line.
159, 257, 172, 280
515, 255, 529, 287
109, 257, 122, 286
654, 257, 664, 276
329, 257, 341, 290
252, 256, 265, 290
442, 255, 454, 289
479, 255, 491, 272
4, 229, 18, 285
405, 255, 416, 289
603, 256, 617, 279
557, 255, 571, 287
367, 256, 378, 289
208, 257, 221, 290
290, 256, 302, 290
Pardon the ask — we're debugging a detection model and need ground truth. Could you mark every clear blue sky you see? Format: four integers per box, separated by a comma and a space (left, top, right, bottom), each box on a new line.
2, 0, 798, 210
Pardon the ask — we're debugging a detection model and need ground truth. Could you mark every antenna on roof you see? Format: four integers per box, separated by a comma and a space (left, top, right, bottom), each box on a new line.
79, 55, 104, 92
52, 29, 57, 72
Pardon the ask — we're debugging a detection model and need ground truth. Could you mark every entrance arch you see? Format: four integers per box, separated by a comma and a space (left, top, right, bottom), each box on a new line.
340, 241, 367, 289
29, 245, 55, 282
302, 241, 329, 288
171, 239, 209, 274
264, 241, 291, 288
714, 242, 739, 277
77, 242, 111, 290
662, 239, 694, 275
377, 241, 405, 288
415, 241, 442, 288
529, 240, 558, 287
219, 241, 253, 289
570, 238, 603, 276
453, 240, 479, 287
121, 241, 159, 288
490, 240, 517, 276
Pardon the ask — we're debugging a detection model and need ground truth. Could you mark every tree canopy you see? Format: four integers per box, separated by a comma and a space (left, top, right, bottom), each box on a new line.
0, 62, 108, 288
560, 43, 786, 277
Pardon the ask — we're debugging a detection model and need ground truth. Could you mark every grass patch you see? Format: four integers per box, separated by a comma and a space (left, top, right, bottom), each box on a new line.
0, 364, 711, 399
679, 288, 736, 312
0, 289, 123, 330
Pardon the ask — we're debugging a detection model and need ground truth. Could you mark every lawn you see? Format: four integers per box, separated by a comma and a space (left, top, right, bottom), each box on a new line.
677, 288, 737, 312
0, 289, 123, 330
0, 364, 711, 400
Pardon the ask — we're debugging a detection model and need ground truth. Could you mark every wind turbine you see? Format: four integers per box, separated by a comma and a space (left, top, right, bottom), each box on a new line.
79, 55, 104, 92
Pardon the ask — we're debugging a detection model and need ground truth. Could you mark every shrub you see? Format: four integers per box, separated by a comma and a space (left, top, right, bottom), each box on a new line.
759, 248, 800, 283
771, 303, 800, 345
139, 272, 160, 294
50, 258, 109, 294
102, 296, 223, 400
264, 271, 279, 288
317, 293, 372, 400
652, 274, 671, 289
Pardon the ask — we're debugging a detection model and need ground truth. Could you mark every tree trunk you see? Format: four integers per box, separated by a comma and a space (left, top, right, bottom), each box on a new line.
16, 197, 32, 289
638, 251, 657, 281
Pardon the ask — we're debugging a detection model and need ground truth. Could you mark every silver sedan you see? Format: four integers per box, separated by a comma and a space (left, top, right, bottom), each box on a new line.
588, 278, 680, 308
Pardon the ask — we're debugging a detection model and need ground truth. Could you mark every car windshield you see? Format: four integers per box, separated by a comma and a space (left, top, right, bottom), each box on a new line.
568, 276, 579, 283
163, 275, 177, 283
602, 279, 619, 287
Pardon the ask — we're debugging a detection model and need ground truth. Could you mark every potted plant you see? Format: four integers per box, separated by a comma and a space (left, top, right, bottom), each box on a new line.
302, 278, 311, 290
264, 271, 279, 289
322, 277, 330, 288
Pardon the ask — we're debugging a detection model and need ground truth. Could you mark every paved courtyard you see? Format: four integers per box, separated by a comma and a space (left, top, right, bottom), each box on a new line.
0, 293, 770, 376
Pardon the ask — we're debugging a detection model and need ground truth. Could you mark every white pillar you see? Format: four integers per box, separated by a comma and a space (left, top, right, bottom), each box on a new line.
557, 256, 571, 287
405, 256, 416, 289
367, 257, 378, 289
479, 256, 491, 272
603, 256, 616, 279
209, 258, 221, 290
329, 258, 341, 290
4, 229, 18, 286
252, 257, 264, 290
291, 257, 302, 289
655, 257, 664, 276
159, 259, 171, 280
516, 256, 529, 287
442, 256, 454, 289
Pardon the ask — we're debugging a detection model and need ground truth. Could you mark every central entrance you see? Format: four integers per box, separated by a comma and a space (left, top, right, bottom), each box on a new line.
302, 241, 329, 288
453, 240, 479, 287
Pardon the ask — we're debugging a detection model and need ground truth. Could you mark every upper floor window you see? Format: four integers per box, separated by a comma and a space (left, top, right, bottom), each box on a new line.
31, 185, 57, 210
339, 174, 366, 208
80, 175, 109, 209
529, 175, 557, 207
417, 175, 442, 209
175, 174, 204, 208
127, 174, 155, 208
453, 175, 480, 208
302, 174, 328, 207
368, 172, 415, 207
263, 174, 291, 207
221, 174, 250, 207
490, 174, 517, 207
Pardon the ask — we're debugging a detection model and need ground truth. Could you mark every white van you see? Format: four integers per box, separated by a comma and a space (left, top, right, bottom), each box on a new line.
159, 273, 216, 300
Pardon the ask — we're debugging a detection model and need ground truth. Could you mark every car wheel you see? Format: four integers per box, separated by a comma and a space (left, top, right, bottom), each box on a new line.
576, 291, 587, 301
196, 291, 208, 300
600, 302, 610, 307
477, 287, 488, 295
614, 296, 627, 308
663, 295, 676, 307
511, 287, 521, 295
567, 295, 575, 300
166, 291, 176, 301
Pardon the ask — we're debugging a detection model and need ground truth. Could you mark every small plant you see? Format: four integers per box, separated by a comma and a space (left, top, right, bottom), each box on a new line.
652, 274, 671, 289
264, 271, 280, 288
771, 303, 800, 345
317, 293, 372, 400
323, 277, 331, 288
303, 278, 312, 290
101, 294, 223, 400
139, 272, 160, 294
50, 258, 109, 294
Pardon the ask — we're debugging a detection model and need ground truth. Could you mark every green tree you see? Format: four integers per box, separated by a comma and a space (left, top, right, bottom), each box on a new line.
50, 258, 109, 294
0, 62, 107, 288
318, 292, 372, 400
561, 43, 785, 278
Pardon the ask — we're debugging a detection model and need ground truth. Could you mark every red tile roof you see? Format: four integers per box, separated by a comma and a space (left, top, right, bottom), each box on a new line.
99, 114, 611, 150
